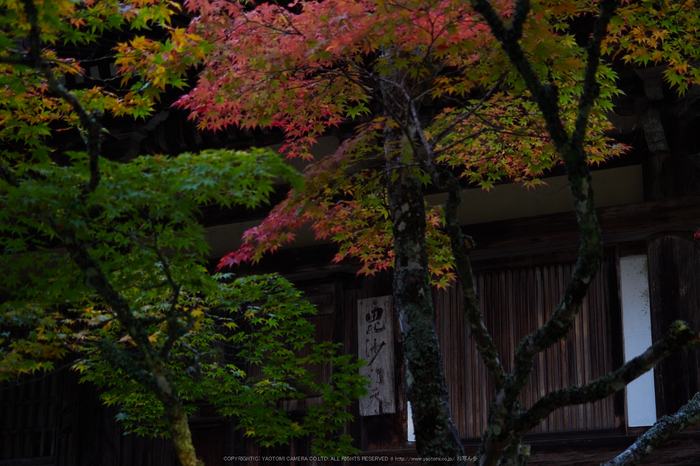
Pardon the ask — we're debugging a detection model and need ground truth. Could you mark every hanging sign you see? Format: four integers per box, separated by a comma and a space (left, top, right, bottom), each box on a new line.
357, 296, 395, 416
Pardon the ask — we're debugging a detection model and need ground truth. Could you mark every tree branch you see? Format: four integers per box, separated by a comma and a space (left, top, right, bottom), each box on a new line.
470, 1, 619, 464
603, 391, 700, 466
430, 70, 508, 154
470, 0, 569, 149
514, 321, 700, 436
507, 0, 618, 399
151, 231, 189, 360
570, 0, 617, 152
43, 217, 159, 368
441, 173, 506, 390
21, 0, 102, 196
508, 0, 530, 43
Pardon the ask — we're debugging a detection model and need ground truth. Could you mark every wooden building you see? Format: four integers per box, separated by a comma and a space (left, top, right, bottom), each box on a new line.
3, 61, 700, 465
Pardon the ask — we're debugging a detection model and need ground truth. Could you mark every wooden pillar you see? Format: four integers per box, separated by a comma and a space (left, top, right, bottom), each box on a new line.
637, 66, 700, 201
646, 232, 700, 418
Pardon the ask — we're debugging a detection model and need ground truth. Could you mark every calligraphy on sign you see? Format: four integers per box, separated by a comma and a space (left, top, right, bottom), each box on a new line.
357, 296, 395, 416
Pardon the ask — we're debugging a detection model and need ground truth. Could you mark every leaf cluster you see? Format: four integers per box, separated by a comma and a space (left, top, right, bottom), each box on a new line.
159, 0, 633, 282
604, 0, 700, 94
1, 0, 366, 456
74, 275, 367, 455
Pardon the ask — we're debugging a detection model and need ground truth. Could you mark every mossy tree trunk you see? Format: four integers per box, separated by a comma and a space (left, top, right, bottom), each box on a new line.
384, 122, 465, 463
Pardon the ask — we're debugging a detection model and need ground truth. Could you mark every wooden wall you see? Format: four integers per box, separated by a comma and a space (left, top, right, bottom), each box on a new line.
55, 369, 178, 466
0, 368, 184, 466
435, 250, 624, 438
0, 371, 60, 463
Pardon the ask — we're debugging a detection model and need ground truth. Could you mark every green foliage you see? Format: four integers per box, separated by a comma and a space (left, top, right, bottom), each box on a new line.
603, 0, 700, 94
0, 136, 363, 452
1, 147, 298, 369
75, 275, 366, 454
0, 0, 365, 459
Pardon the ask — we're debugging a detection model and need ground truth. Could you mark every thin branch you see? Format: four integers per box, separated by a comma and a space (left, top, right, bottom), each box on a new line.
431, 70, 508, 148
603, 391, 700, 466
569, 0, 617, 152
134, 280, 171, 292
151, 230, 188, 359
442, 174, 506, 389
103, 223, 189, 359
508, 0, 530, 43
21, 0, 102, 196
471, 0, 569, 149
432, 128, 487, 158
43, 215, 158, 366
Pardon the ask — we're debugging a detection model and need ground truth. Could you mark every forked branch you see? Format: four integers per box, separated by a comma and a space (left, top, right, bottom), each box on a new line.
469, 0, 618, 464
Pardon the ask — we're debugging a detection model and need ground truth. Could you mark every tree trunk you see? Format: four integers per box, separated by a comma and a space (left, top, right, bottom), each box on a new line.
385, 125, 464, 463
167, 402, 205, 466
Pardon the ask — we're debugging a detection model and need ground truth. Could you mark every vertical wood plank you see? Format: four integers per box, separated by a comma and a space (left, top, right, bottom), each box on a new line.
432, 251, 620, 438
647, 232, 700, 419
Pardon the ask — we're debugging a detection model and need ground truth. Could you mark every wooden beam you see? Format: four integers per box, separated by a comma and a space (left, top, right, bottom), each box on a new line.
468, 196, 700, 260
213, 196, 700, 273
366, 430, 700, 466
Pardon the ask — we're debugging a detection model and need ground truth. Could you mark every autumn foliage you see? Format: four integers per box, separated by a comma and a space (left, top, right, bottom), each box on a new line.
119, 0, 627, 286
120, 1, 700, 463
4, 0, 700, 464
1, 1, 367, 464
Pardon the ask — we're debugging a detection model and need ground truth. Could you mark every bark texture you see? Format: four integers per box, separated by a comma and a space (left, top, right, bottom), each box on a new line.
385, 124, 464, 463
603, 391, 700, 466
469, 0, 619, 464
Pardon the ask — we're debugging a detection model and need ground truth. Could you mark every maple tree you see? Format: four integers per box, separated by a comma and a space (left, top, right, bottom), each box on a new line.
112, 0, 700, 464
0, 1, 366, 465
4, 0, 700, 464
